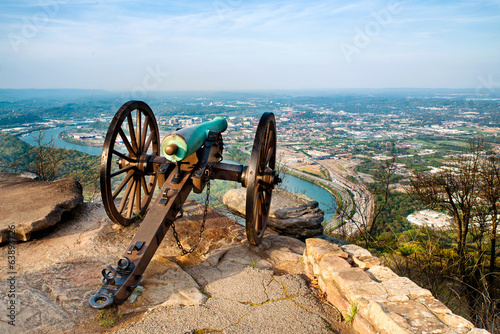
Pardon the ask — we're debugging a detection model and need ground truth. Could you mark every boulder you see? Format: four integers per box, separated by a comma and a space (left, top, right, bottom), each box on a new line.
0, 173, 84, 243
223, 187, 324, 240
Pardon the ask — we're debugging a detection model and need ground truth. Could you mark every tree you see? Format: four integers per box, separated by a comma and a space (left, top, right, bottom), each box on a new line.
343, 157, 395, 247
27, 129, 65, 181
478, 151, 500, 287
2, 128, 65, 181
368, 158, 397, 237
408, 139, 499, 329
409, 142, 481, 278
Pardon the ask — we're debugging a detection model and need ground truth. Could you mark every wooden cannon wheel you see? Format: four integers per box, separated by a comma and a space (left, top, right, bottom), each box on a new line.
246, 112, 277, 245
100, 101, 160, 226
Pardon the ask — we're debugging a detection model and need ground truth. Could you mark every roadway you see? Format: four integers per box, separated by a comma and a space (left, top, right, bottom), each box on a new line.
314, 159, 374, 236
239, 145, 373, 236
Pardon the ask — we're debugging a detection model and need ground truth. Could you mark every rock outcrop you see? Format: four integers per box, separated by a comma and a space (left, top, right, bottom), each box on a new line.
0, 173, 84, 243
0, 200, 348, 334
0, 174, 488, 333
304, 238, 490, 334
223, 187, 324, 239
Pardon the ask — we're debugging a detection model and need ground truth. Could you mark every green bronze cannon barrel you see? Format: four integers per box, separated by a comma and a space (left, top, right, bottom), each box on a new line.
160, 117, 228, 162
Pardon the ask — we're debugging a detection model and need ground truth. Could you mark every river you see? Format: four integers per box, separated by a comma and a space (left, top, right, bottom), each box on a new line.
20, 126, 103, 156
280, 173, 336, 222
19, 126, 336, 223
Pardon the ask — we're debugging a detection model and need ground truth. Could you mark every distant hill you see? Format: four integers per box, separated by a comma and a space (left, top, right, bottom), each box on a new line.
0, 88, 498, 125
0, 89, 108, 102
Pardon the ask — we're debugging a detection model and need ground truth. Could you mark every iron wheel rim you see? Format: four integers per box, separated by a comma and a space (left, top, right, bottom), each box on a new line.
246, 112, 276, 245
100, 100, 159, 226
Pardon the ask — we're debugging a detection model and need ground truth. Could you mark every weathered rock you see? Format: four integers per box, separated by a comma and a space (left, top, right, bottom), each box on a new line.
439, 313, 474, 331
0, 198, 340, 334
0, 173, 84, 243
117, 258, 208, 314
223, 187, 324, 239
304, 238, 491, 334
416, 296, 452, 314
352, 314, 378, 334
381, 276, 433, 299
346, 281, 388, 307
330, 267, 372, 291
306, 238, 349, 262
362, 300, 453, 334
467, 329, 492, 334
352, 255, 382, 269
340, 244, 372, 257
324, 278, 350, 312
313, 233, 351, 246
319, 255, 351, 280
366, 265, 399, 282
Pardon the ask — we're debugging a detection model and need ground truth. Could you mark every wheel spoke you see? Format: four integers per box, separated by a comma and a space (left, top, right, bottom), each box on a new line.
147, 174, 155, 188
112, 170, 134, 199
259, 130, 271, 171
264, 146, 274, 167
135, 178, 141, 212
118, 177, 135, 214
264, 187, 272, 199
257, 191, 265, 231
112, 150, 136, 163
136, 110, 142, 153
257, 188, 263, 216
118, 128, 136, 157
126, 178, 137, 217
259, 189, 265, 204
140, 175, 150, 196
126, 114, 138, 153
258, 179, 273, 189
263, 188, 272, 208
110, 165, 134, 178
143, 132, 154, 153
141, 115, 149, 152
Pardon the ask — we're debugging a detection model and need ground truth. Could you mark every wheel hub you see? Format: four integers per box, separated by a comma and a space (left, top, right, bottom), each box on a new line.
117, 153, 156, 175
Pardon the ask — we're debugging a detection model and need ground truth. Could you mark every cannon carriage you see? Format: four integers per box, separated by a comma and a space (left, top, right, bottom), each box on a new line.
90, 100, 280, 308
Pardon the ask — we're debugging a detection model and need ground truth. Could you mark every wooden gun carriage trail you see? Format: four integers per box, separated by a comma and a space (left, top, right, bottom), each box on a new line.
89, 100, 281, 308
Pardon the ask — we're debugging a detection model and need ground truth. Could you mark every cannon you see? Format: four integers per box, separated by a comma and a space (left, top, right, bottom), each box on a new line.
89, 100, 280, 308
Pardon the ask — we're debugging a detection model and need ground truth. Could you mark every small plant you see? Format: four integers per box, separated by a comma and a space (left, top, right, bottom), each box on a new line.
99, 319, 114, 326
249, 256, 257, 268
97, 307, 120, 327
342, 302, 358, 324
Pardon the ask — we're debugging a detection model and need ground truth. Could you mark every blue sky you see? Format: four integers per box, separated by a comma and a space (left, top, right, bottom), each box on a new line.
0, 0, 499, 91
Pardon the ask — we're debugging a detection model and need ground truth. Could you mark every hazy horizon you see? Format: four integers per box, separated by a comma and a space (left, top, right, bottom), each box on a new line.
1, 1, 499, 92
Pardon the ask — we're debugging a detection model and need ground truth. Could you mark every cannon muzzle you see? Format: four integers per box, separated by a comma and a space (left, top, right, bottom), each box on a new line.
160, 117, 228, 162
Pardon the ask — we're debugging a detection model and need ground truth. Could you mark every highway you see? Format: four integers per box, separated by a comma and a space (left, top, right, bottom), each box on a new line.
314, 160, 374, 236
239, 145, 373, 236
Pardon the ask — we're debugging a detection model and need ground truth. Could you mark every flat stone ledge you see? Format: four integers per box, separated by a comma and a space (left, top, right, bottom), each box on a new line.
224, 188, 324, 239
0, 173, 83, 242
303, 237, 489, 334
